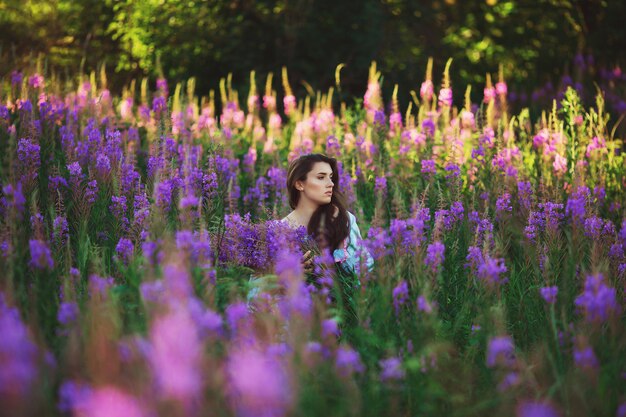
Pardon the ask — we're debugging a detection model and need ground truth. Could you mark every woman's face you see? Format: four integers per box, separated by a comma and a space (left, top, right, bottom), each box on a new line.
296, 162, 334, 207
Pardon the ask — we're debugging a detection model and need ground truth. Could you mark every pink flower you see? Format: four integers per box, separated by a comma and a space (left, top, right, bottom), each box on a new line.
263, 95, 276, 111
438, 88, 453, 107
483, 86, 496, 103
227, 346, 292, 417
420, 80, 434, 101
553, 154, 567, 175
149, 306, 203, 404
74, 386, 148, 417
496, 81, 508, 96
283, 95, 296, 115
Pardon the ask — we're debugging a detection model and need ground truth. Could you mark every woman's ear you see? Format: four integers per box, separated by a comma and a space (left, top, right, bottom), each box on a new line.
295, 180, 304, 191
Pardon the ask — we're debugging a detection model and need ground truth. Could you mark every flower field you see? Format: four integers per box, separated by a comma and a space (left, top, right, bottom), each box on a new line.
0, 61, 625, 417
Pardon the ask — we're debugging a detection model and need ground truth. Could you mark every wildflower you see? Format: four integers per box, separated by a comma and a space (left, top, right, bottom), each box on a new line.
152, 96, 167, 114
226, 346, 292, 417
374, 176, 387, 196
416, 295, 434, 314
57, 302, 79, 326
539, 286, 558, 304
486, 335, 515, 368
553, 154, 567, 175
29, 239, 54, 270
421, 159, 436, 175
380, 357, 405, 381
0, 294, 39, 398
71, 385, 148, 417
496, 193, 512, 214
28, 74, 44, 89
444, 163, 460, 179
149, 308, 203, 405
95, 152, 111, 177
392, 281, 409, 315
373, 110, 386, 126
321, 319, 340, 339
226, 302, 249, 335
140, 280, 165, 304
115, 238, 134, 264
438, 87, 453, 107
336, 346, 365, 376
495, 81, 507, 96
283, 95, 296, 115
516, 401, 560, 417
573, 346, 599, 370
574, 273, 619, 324
484, 86, 496, 103
425, 241, 445, 273
497, 371, 520, 392
420, 80, 434, 101
477, 257, 508, 287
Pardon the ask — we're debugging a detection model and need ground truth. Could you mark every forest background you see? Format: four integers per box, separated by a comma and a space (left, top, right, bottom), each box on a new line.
2, 0, 626, 120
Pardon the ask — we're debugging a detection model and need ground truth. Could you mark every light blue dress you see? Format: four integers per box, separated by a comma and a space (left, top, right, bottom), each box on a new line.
333, 212, 374, 274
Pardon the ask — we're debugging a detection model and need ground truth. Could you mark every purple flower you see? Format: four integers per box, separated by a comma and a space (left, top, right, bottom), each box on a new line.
416, 295, 434, 314
392, 280, 409, 315
583, 216, 604, 239
58, 380, 92, 412
52, 216, 69, 245
29, 239, 54, 270
477, 257, 508, 286
336, 346, 365, 376
27, 74, 44, 89
11, 71, 23, 86
84, 180, 98, 205
539, 286, 558, 304
421, 159, 436, 175
152, 96, 167, 114
0, 294, 39, 397
373, 110, 386, 126
566, 186, 590, 225
57, 302, 79, 326
450, 201, 464, 221
497, 371, 520, 392
226, 302, 249, 335
140, 280, 165, 304
374, 176, 387, 195
149, 306, 203, 404
2, 182, 26, 218
486, 335, 515, 368
275, 249, 303, 283
574, 273, 619, 324
322, 319, 340, 339
573, 346, 599, 370
517, 181, 533, 210
95, 152, 111, 177
115, 238, 134, 263
226, 346, 292, 417
69, 385, 148, 417
444, 163, 461, 179
496, 193, 512, 214
155, 180, 174, 212
424, 241, 445, 273
380, 357, 405, 381
17, 138, 41, 176
516, 401, 560, 417
617, 402, 626, 417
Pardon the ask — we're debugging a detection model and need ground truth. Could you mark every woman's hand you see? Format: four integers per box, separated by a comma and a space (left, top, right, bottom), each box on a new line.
302, 250, 314, 274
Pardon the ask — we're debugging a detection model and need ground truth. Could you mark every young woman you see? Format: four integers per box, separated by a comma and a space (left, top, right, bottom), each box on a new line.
283, 153, 373, 276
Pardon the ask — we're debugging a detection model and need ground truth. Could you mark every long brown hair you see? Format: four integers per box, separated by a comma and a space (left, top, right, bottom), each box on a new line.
286, 154, 350, 252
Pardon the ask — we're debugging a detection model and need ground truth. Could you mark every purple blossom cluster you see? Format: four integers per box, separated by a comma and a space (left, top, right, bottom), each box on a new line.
574, 273, 619, 324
